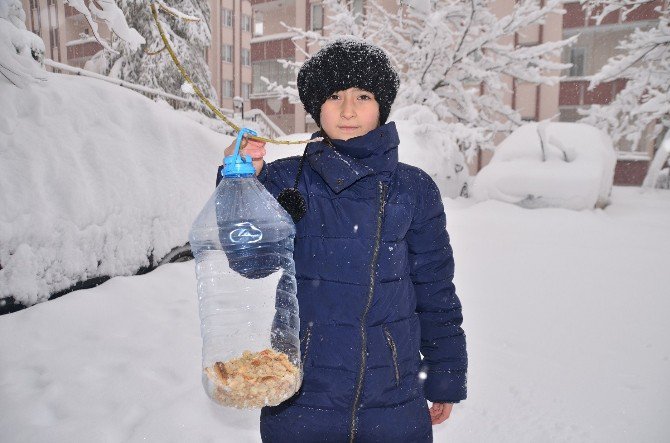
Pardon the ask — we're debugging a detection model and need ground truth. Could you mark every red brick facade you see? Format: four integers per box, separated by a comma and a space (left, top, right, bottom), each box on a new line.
563, 0, 662, 28
614, 160, 650, 185
559, 79, 627, 107
250, 38, 295, 61
66, 41, 102, 60
250, 97, 293, 116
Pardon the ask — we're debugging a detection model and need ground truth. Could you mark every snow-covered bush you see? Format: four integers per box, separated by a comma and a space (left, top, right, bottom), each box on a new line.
391, 105, 469, 198
471, 122, 616, 210
0, 6, 230, 308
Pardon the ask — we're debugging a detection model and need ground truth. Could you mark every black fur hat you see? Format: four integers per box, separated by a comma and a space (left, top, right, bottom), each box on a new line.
297, 39, 399, 128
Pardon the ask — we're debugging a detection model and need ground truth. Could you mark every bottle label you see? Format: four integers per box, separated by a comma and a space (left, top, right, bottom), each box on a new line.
229, 222, 263, 244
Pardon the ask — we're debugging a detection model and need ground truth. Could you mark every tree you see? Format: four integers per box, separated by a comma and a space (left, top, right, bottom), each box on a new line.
578, 0, 669, 188
83, 0, 216, 106
264, 0, 574, 158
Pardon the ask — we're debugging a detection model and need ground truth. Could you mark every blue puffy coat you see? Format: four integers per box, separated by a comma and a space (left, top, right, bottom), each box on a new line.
217, 122, 467, 442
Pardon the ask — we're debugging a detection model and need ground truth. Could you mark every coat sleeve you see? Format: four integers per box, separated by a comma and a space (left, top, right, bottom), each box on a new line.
407, 173, 467, 403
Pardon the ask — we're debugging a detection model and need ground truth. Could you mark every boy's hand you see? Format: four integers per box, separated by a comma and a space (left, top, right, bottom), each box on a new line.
429, 402, 453, 425
224, 136, 266, 176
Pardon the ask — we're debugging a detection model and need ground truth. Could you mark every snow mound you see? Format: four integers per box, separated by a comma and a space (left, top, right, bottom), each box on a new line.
392, 105, 469, 198
0, 65, 232, 306
472, 122, 616, 210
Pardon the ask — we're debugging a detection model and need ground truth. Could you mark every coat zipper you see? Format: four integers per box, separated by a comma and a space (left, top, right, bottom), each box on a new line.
383, 325, 400, 387
348, 181, 387, 443
301, 324, 312, 366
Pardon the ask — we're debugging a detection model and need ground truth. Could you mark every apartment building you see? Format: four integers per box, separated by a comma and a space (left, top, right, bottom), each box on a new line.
559, 0, 663, 185
248, 0, 311, 134
209, 0, 254, 112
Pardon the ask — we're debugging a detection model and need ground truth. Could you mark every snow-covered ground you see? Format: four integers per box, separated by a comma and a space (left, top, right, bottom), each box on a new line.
2, 186, 668, 442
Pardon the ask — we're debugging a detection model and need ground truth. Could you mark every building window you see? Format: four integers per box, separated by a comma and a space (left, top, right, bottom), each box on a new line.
254, 12, 263, 36
252, 59, 294, 95
221, 44, 233, 63
311, 4, 323, 31
242, 14, 251, 32
222, 9, 233, 28
569, 47, 585, 77
242, 83, 250, 99
241, 48, 251, 66
223, 79, 233, 98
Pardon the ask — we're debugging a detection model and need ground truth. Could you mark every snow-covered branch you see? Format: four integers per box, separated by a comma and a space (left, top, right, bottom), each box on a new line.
579, 0, 669, 183
64, 0, 145, 53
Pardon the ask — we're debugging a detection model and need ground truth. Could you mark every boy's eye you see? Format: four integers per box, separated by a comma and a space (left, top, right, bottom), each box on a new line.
359, 94, 372, 100
328, 94, 340, 100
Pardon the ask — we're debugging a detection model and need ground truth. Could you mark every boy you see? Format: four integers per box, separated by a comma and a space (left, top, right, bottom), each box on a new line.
220, 39, 467, 442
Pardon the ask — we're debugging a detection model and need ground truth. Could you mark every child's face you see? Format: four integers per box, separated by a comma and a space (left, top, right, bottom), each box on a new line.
319, 88, 380, 141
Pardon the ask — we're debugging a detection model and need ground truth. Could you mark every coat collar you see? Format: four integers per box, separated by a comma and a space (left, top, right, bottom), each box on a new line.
306, 122, 399, 193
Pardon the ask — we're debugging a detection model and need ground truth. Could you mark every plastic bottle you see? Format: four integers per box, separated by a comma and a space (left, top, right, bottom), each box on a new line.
189, 129, 301, 409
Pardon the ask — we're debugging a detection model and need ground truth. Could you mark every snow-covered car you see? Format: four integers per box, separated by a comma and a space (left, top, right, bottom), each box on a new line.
471, 122, 616, 210
0, 12, 231, 313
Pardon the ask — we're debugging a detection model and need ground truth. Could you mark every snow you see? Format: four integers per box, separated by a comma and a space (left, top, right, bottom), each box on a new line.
472, 122, 617, 210
392, 105, 469, 198
0, 66, 233, 306
2, 186, 669, 441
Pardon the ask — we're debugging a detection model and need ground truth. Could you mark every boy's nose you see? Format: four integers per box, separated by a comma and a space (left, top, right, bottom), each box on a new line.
340, 96, 356, 119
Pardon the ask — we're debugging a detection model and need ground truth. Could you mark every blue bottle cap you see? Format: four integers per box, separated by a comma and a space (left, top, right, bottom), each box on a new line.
223, 154, 255, 177
223, 128, 258, 178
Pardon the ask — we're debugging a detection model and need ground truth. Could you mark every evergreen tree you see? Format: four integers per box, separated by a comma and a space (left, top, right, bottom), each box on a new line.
86, 0, 216, 107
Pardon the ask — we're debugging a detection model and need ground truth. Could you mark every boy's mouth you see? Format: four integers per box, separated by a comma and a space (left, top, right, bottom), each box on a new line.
338, 126, 360, 131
